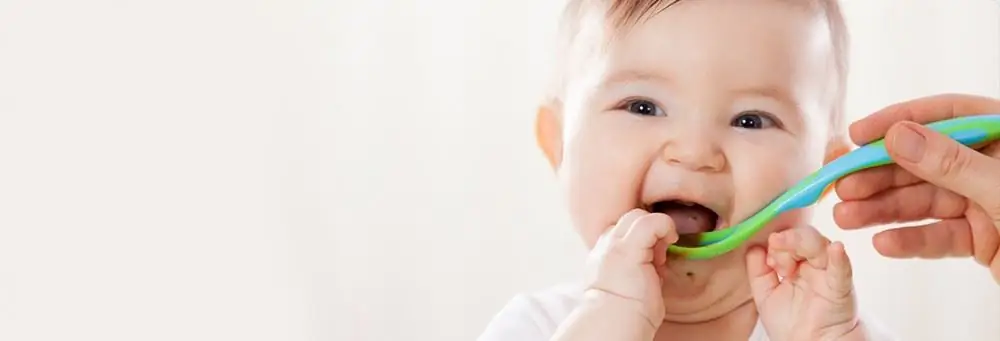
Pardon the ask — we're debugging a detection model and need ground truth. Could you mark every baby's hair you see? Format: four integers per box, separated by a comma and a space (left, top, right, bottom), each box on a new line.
546, 0, 849, 136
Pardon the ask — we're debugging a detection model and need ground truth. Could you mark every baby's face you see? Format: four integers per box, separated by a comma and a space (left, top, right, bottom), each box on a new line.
539, 0, 844, 322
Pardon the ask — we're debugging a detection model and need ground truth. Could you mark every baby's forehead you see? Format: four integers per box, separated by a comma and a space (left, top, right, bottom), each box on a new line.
577, 4, 825, 84
548, 0, 848, 129
608, 3, 829, 74
566, 0, 829, 31
550, 0, 846, 88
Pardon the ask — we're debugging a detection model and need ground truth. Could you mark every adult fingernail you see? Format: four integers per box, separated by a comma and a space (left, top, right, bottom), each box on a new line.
891, 124, 926, 162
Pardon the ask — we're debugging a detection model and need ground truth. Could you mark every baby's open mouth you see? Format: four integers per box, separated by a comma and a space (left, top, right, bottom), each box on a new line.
648, 200, 721, 235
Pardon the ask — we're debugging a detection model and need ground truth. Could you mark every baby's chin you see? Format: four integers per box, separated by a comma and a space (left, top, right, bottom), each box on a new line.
656, 247, 753, 322
655, 212, 809, 322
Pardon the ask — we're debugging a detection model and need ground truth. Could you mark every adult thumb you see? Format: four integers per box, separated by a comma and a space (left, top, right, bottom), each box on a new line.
885, 121, 1000, 216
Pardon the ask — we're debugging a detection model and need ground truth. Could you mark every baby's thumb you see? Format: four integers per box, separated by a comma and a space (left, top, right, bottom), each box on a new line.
885, 121, 1000, 217
825, 242, 854, 298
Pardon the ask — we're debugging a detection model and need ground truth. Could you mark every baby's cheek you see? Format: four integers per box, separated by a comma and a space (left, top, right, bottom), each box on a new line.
562, 158, 637, 249
560, 120, 655, 249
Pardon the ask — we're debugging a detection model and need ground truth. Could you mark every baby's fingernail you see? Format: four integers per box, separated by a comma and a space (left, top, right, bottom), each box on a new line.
766, 256, 775, 267
668, 233, 678, 244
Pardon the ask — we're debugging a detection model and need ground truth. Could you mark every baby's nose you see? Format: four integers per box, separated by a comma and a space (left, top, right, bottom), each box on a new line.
660, 135, 726, 172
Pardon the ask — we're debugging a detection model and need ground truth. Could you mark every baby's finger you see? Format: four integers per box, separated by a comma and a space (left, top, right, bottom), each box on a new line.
746, 246, 778, 306
765, 247, 798, 278
611, 208, 649, 238
825, 242, 854, 299
766, 233, 799, 277
833, 182, 967, 229
770, 227, 830, 269
653, 239, 669, 267
835, 164, 922, 201
623, 213, 677, 250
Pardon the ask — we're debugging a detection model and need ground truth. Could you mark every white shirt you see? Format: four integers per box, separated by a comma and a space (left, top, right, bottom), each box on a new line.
478, 283, 896, 341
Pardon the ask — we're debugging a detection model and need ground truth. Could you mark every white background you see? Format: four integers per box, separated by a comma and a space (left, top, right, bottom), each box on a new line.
1, 0, 999, 340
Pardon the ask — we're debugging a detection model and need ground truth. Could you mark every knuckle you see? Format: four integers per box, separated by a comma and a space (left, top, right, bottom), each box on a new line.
799, 225, 822, 237
774, 253, 798, 266
595, 232, 614, 246
633, 216, 657, 231
765, 243, 783, 254
628, 208, 648, 216
627, 218, 647, 231
934, 143, 972, 179
842, 267, 854, 281
608, 240, 631, 256
617, 209, 643, 224
936, 190, 966, 218
839, 254, 854, 277
767, 248, 786, 258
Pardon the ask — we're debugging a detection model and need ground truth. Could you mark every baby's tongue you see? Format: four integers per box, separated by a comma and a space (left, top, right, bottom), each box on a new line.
662, 206, 715, 234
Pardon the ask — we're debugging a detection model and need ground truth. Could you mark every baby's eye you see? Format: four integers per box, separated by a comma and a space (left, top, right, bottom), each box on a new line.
623, 99, 665, 117
731, 111, 778, 129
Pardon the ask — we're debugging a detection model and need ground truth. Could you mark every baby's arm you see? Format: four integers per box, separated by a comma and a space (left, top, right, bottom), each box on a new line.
477, 289, 656, 341
553, 210, 678, 341
551, 289, 657, 341
478, 210, 677, 341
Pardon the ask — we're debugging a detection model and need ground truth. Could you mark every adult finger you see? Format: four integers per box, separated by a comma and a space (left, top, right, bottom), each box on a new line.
746, 246, 778, 306
849, 93, 1000, 145
835, 164, 922, 201
965, 207, 1000, 268
836, 142, 1000, 201
833, 182, 967, 229
871, 219, 974, 259
883, 122, 1000, 216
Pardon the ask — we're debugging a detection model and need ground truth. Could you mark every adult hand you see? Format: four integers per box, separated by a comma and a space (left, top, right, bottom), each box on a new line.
833, 93, 1000, 284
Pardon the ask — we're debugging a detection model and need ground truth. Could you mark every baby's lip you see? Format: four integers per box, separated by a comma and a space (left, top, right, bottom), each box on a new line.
714, 217, 730, 231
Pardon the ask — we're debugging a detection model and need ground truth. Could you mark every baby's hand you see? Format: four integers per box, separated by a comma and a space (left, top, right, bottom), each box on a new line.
585, 209, 679, 330
747, 226, 867, 341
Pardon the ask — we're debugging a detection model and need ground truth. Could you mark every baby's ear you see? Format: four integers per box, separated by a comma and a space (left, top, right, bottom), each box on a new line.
535, 104, 563, 170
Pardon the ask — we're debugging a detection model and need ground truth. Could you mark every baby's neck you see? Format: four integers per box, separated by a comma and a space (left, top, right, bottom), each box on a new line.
653, 300, 758, 341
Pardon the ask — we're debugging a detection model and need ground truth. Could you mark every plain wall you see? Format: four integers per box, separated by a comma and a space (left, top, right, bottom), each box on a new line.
1, 0, 999, 340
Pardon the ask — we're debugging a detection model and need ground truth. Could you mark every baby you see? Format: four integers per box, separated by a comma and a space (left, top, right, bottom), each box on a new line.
479, 0, 896, 340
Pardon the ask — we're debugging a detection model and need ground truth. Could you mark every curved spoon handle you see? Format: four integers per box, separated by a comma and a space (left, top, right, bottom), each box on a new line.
670, 114, 1000, 259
